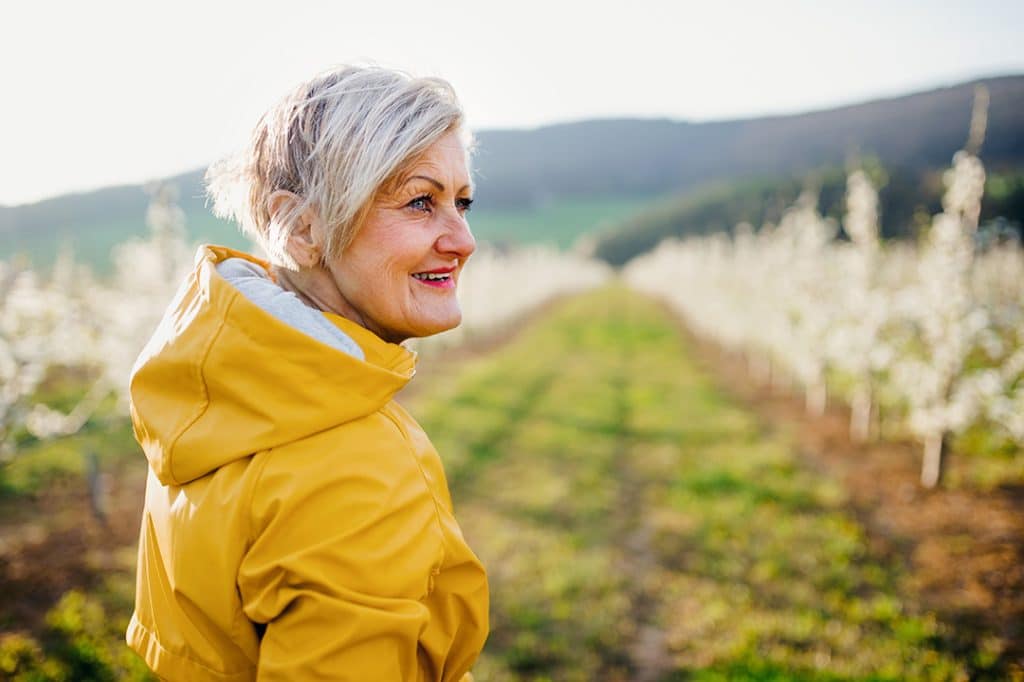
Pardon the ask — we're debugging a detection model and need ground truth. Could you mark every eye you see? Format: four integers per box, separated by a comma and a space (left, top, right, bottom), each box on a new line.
407, 194, 433, 213
456, 197, 474, 213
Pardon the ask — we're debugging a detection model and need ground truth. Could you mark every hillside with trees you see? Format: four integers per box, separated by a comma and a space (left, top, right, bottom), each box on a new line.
591, 165, 1024, 265
474, 75, 1024, 208
1, 75, 1022, 268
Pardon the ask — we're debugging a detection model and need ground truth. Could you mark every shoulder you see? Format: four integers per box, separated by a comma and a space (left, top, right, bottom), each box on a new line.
254, 411, 415, 480
245, 413, 445, 595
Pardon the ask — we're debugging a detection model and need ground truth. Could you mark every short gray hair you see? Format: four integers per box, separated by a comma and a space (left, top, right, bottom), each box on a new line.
206, 65, 468, 267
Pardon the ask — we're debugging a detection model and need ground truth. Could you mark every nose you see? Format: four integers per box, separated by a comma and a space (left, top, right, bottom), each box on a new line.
436, 212, 476, 260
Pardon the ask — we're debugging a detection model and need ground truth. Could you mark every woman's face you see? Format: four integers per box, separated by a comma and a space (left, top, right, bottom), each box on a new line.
325, 130, 476, 344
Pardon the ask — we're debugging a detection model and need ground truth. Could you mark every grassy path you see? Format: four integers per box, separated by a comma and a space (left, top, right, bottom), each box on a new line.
408, 288, 970, 681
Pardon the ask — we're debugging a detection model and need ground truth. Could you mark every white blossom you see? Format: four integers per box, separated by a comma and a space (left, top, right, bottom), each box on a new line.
624, 153, 1023, 486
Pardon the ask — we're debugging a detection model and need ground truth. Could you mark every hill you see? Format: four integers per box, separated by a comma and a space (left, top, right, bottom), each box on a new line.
590, 166, 1024, 265
472, 74, 1024, 208
1, 74, 1022, 270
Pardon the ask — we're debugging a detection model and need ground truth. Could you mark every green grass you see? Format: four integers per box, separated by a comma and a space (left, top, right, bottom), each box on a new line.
1, 371, 139, 499
0, 211, 250, 274
446, 196, 654, 250
0, 420, 137, 499
409, 287, 979, 681
0, 566, 154, 681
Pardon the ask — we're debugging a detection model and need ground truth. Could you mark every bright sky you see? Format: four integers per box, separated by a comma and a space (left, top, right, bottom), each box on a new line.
2, 0, 1022, 206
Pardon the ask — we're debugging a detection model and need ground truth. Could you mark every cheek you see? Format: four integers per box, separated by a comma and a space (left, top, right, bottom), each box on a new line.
352, 250, 415, 311
345, 224, 437, 300
385, 238, 437, 280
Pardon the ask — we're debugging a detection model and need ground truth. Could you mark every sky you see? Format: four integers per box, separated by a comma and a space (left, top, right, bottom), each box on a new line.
2, 0, 1023, 206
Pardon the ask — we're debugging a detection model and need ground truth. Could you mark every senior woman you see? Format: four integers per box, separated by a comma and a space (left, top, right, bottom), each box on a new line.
126, 66, 488, 681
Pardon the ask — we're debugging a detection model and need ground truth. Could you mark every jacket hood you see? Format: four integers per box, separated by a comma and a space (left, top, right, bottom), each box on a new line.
129, 244, 417, 486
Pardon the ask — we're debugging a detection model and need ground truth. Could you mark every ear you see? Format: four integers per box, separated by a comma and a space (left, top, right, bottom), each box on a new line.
267, 190, 323, 268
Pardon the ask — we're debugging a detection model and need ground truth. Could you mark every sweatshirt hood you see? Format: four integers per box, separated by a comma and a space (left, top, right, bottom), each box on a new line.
129, 245, 417, 486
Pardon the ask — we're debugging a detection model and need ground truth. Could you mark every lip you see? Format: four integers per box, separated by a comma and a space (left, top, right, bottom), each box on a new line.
411, 265, 457, 289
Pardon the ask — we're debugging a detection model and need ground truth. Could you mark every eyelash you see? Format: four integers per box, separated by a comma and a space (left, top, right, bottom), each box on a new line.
407, 194, 474, 214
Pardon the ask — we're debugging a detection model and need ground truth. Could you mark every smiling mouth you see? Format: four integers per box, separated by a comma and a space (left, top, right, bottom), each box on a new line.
411, 270, 456, 288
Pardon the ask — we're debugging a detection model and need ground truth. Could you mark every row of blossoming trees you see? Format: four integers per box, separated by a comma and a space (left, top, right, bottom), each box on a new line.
0, 186, 611, 464
0, 185, 195, 463
625, 92, 1023, 487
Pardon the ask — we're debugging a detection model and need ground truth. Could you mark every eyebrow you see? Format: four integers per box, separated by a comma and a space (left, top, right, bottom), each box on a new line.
405, 175, 472, 194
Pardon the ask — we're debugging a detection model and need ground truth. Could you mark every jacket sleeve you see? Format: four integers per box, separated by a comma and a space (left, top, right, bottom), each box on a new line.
237, 427, 446, 681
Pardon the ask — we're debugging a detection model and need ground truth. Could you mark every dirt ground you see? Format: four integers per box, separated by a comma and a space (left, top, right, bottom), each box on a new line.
687, 334, 1024, 674
0, 462, 146, 634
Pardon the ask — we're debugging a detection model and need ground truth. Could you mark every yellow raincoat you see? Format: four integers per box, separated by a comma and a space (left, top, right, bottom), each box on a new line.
126, 245, 488, 681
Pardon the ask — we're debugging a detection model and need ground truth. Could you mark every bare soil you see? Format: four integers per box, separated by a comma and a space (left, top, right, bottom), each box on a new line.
0, 463, 146, 634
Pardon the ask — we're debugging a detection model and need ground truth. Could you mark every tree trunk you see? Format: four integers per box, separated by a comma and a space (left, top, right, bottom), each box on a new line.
771, 364, 790, 394
87, 450, 108, 527
920, 431, 948, 488
806, 380, 827, 416
749, 353, 771, 385
850, 387, 872, 443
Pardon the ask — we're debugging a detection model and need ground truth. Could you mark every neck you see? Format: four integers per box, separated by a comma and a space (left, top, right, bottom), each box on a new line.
271, 264, 399, 344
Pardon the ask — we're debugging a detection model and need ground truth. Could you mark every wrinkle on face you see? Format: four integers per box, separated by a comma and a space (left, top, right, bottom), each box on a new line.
320, 131, 475, 344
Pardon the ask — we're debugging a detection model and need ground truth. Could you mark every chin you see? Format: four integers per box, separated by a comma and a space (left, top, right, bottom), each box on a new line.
412, 309, 463, 339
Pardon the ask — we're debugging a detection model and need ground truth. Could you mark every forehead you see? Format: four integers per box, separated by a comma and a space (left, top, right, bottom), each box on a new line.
405, 132, 470, 178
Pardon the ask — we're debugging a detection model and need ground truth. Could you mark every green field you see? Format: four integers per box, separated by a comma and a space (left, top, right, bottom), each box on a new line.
0, 196, 654, 274
0, 212, 248, 274
467, 196, 657, 250
412, 289, 975, 681
0, 288, 1005, 680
